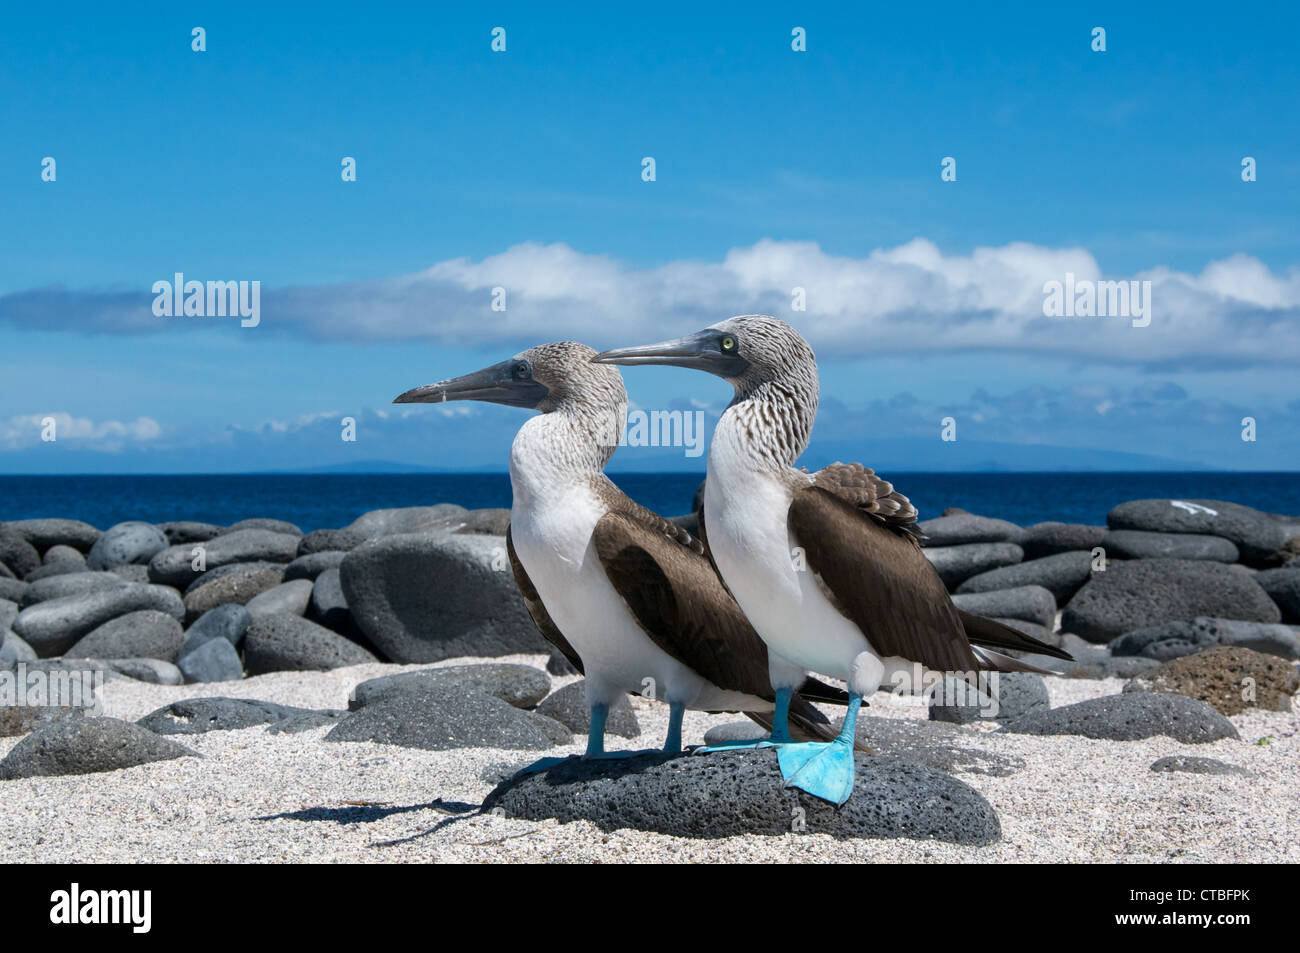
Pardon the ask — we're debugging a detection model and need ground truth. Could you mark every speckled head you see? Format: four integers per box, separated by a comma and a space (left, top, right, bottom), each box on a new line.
394, 341, 627, 415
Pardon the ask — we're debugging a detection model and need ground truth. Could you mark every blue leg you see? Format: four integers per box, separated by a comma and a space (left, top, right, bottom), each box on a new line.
513, 703, 610, 775
776, 693, 861, 806
663, 701, 684, 753
695, 686, 794, 753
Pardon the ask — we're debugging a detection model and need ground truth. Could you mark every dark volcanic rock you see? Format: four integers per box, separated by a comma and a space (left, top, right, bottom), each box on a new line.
1, 629, 38, 666
1107, 498, 1287, 566
326, 690, 568, 750
1110, 617, 1300, 662
452, 508, 513, 536
243, 613, 377, 674
42, 545, 87, 569
345, 505, 468, 539
138, 697, 343, 735
929, 672, 1049, 724
223, 518, 303, 537
177, 637, 244, 683
0, 717, 196, 779
297, 528, 368, 555
149, 529, 300, 587
482, 749, 1001, 844
918, 513, 1025, 547
350, 663, 551, 711
950, 586, 1057, 629
535, 681, 641, 738
157, 521, 224, 545
1101, 529, 1239, 563
0, 578, 28, 605
923, 543, 1024, 590
64, 610, 184, 662
86, 522, 168, 571
956, 551, 1095, 605
182, 604, 253, 653
107, 658, 183, 685
1000, 692, 1239, 743
182, 563, 286, 620
1254, 567, 1300, 623
13, 583, 185, 657
341, 533, 545, 662
6, 519, 101, 553
1061, 558, 1281, 643
1123, 645, 1299, 715
308, 567, 353, 633
0, 528, 41, 578
284, 551, 347, 582
1150, 756, 1250, 776
21, 571, 125, 607
244, 579, 313, 619
546, 647, 580, 676
1021, 522, 1109, 560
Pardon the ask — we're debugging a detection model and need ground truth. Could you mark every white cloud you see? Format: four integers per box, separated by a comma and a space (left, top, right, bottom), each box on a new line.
1, 413, 161, 450
5, 239, 1299, 367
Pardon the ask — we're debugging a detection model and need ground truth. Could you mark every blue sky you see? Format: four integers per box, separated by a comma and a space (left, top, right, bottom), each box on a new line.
2, 2, 1298, 472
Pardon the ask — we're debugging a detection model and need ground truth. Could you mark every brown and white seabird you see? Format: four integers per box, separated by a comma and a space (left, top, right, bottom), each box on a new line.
394, 341, 853, 766
593, 316, 1072, 802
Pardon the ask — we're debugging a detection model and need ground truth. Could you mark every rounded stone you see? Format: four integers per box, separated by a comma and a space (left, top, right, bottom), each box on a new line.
1021, 522, 1108, 560
956, 551, 1095, 605
13, 583, 186, 657
86, 522, 168, 571
1000, 692, 1239, 743
1101, 529, 1240, 563
148, 529, 301, 588
1106, 498, 1287, 567
243, 613, 376, 675
923, 543, 1024, 590
482, 749, 1001, 844
0, 717, 197, 779
64, 610, 185, 662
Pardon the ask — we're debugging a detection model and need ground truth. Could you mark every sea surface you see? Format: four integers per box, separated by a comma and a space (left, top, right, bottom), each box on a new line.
1, 472, 1298, 532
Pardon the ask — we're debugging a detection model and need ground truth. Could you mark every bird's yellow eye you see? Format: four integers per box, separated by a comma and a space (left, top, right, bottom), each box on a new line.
721, 335, 737, 352
516, 363, 530, 377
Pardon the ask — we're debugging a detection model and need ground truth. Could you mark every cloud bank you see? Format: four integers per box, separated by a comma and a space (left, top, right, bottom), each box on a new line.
4, 239, 1299, 367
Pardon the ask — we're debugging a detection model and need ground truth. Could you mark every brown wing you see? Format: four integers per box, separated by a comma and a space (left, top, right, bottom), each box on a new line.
505, 526, 584, 675
789, 486, 980, 672
812, 462, 922, 536
592, 509, 777, 701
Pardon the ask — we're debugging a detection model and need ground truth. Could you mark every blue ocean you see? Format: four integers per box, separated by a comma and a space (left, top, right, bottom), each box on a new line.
1, 472, 1297, 532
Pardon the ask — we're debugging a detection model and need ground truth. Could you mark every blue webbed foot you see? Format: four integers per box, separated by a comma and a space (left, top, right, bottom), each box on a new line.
777, 740, 856, 805
694, 735, 787, 754
694, 687, 794, 754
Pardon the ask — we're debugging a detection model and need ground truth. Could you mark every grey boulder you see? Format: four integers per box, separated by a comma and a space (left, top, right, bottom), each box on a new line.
1150, 756, 1250, 776
138, 697, 342, 735
64, 610, 184, 662
1021, 522, 1108, 560
950, 585, 1057, 630
157, 521, 224, 545
0, 717, 196, 779
284, 551, 348, 581
182, 604, 252, 653
86, 522, 168, 571
482, 749, 1001, 844
1253, 567, 1300, 623
349, 662, 551, 712
1000, 692, 1239, 743
177, 637, 244, 683
345, 505, 468, 539
0, 528, 41, 578
918, 513, 1025, 546
244, 579, 314, 619
326, 690, 569, 751
534, 681, 642, 739
1062, 558, 1281, 643
182, 563, 285, 620
223, 518, 303, 537
929, 672, 1049, 724
1110, 617, 1300, 662
21, 571, 126, 607
956, 551, 1095, 605
1101, 529, 1239, 563
341, 532, 545, 662
243, 613, 376, 675
1107, 498, 1287, 566
6, 519, 101, 553
148, 529, 300, 587
13, 582, 185, 657
923, 543, 1023, 590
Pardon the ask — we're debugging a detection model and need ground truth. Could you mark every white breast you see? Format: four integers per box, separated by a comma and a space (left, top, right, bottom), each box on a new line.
509, 413, 765, 712
705, 410, 876, 685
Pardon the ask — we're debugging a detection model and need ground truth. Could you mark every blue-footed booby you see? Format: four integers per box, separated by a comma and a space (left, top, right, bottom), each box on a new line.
394, 341, 854, 767
594, 316, 1072, 803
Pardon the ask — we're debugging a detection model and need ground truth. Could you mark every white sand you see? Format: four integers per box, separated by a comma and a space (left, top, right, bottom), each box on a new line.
1, 654, 1295, 863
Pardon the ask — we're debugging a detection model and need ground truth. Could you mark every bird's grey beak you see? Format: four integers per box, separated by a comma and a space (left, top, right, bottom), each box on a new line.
592, 329, 741, 377
393, 358, 549, 409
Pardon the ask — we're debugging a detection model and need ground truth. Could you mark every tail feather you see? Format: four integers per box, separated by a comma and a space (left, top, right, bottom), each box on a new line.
959, 609, 1073, 663
971, 645, 1061, 675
